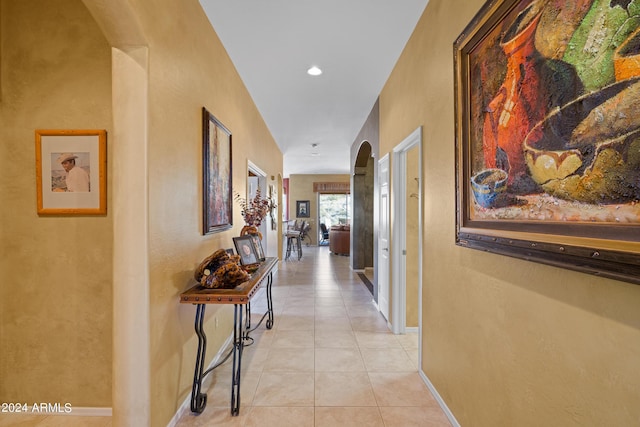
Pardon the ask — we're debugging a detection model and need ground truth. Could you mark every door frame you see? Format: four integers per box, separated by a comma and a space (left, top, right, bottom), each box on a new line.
391, 127, 422, 336
247, 160, 268, 252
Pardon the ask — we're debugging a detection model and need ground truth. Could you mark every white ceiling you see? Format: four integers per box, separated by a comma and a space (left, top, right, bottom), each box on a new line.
200, 0, 429, 177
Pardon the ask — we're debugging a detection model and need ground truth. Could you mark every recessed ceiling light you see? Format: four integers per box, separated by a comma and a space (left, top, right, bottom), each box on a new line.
307, 66, 322, 76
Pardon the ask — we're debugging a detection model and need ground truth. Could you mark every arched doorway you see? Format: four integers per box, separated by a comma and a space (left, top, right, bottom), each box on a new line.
352, 141, 375, 295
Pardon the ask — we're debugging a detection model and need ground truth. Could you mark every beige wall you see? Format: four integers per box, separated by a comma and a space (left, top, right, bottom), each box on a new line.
288, 174, 350, 246
0, 0, 113, 406
380, 0, 640, 425
132, 0, 282, 424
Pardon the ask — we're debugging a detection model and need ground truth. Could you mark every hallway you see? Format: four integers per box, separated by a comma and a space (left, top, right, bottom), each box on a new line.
0, 247, 450, 427
176, 245, 450, 426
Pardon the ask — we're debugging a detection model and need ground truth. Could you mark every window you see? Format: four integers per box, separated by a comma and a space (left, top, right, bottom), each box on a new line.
318, 193, 351, 227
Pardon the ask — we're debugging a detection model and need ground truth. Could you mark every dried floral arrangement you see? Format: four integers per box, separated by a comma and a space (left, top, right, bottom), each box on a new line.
234, 188, 270, 227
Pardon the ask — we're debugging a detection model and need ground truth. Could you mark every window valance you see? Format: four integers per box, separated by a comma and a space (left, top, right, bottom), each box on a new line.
313, 182, 350, 193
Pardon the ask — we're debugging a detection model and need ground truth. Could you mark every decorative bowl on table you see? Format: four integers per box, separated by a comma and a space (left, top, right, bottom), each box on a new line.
194, 248, 250, 289
241, 264, 260, 274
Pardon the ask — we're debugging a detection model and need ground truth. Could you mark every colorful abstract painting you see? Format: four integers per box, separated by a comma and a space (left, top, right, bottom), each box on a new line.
455, 0, 640, 284
467, 0, 640, 223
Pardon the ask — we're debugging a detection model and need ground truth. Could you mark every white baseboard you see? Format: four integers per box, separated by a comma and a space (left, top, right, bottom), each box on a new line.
166, 333, 234, 427
68, 407, 112, 416
6, 407, 112, 417
419, 369, 460, 427
405, 326, 419, 333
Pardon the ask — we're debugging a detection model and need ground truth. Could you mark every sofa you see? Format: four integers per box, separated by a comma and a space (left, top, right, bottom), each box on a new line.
329, 225, 350, 255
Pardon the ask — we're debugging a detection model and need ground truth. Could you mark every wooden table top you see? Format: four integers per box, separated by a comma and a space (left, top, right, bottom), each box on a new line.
180, 257, 278, 305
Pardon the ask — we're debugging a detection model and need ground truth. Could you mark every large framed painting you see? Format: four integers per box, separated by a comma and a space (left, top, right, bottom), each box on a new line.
35, 129, 107, 215
202, 107, 232, 235
454, 0, 640, 284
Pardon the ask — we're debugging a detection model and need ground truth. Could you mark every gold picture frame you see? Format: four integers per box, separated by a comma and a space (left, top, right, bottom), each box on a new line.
35, 129, 107, 215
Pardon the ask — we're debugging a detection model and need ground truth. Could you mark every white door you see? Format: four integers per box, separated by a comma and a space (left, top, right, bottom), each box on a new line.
378, 154, 390, 321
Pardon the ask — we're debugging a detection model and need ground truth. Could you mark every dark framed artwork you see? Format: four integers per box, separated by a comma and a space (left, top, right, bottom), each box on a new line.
202, 107, 232, 234
296, 200, 310, 218
35, 129, 107, 215
233, 235, 259, 265
454, 0, 640, 284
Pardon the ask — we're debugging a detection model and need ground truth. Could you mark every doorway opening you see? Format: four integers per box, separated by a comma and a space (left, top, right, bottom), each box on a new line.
318, 192, 351, 249
318, 193, 351, 230
391, 127, 422, 342
353, 141, 375, 278
247, 161, 269, 255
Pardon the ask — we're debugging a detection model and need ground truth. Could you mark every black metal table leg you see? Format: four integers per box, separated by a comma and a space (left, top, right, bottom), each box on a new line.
266, 272, 274, 329
230, 303, 244, 416
191, 304, 208, 413
245, 301, 251, 330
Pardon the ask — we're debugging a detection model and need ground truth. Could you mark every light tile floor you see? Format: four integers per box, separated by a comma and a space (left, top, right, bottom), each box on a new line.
176, 245, 451, 426
0, 246, 451, 427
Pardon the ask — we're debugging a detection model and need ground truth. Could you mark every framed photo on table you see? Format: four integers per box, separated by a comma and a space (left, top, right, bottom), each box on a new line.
233, 235, 259, 265
250, 234, 265, 262
35, 129, 107, 215
454, 0, 640, 284
202, 107, 233, 235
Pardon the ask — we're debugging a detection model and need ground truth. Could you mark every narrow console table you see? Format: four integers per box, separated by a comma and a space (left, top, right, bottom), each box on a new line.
180, 257, 277, 416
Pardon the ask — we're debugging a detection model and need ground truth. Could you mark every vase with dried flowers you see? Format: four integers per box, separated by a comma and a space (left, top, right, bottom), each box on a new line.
234, 188, 270, 239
